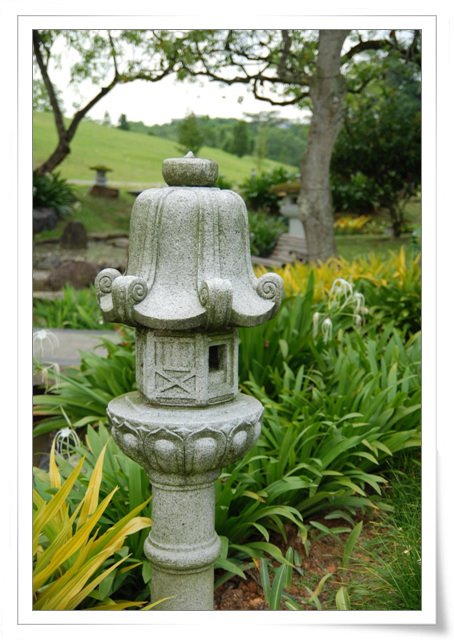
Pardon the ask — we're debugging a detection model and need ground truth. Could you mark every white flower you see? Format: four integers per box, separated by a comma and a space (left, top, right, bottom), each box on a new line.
321, 317, 333, 343
39, 361, 60, 391
354, 314, 363, 328
329, 278, 353, 302
54, 427, 80, 458
33, 329, 60, 358
312, 312, 321, 338
352, 292, 366, 314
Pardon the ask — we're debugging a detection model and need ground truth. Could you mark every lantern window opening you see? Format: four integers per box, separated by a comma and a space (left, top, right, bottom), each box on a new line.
208, 343, 226, 373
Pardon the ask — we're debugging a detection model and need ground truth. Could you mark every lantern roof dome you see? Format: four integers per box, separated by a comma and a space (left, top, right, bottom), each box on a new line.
95, 154, 283, 331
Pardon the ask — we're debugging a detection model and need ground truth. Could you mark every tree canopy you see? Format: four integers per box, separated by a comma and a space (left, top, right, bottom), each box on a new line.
165, 29, 420, 258
332, 54, 421, 234
33, 29, 185, 174
33, 28, 421, 260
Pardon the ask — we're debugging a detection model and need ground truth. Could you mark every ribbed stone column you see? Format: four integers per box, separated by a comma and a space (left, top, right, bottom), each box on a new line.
108, 391, 263, 610
96, 152, 283, 610
145, 479, 219, 610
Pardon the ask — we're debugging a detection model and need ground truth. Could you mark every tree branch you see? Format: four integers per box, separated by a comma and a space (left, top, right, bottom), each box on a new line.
33, 31, 67, 142
107, 30, 119, 79
67, 77, 118, 140
342, 38, 390, 62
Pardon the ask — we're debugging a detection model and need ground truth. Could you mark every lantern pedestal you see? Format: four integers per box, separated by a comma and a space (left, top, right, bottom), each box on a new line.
96, 153, 283, 610
108, 391, 263, 610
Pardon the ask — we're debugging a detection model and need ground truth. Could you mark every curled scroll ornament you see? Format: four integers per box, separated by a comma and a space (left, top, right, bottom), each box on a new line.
255, 272, 284, 316
110, 275, 148, 325
94, 268, 122, 321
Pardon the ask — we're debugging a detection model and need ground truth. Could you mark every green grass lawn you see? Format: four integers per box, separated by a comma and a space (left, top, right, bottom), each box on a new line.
33, 112, 295, 187
335, 198, 421, 260
335, 234, 413, 261
34, 111, 421, 259
35, 186, 134, 240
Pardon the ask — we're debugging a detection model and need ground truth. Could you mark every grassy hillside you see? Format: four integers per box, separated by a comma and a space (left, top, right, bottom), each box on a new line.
33, 112, 296, 187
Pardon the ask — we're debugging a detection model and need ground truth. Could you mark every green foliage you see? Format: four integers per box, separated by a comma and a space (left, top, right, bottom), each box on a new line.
149, 115, 308, 168
332, 57, 421, 234
243, 327, 421, 519
339, 454, 421, 610
248, 210, 286, 257
356, 278, 421, 338
33, 112, 292, 186
117, 113, 130, 131
259, 547, 298, 609
33, 285, 111, 330
33, 442, 152, 610
331, 172, 379, 214
240, 167, 298, 213
215, 174, 234, 190
215, 450, 307, 567
33, 171, 77, 217
224, 120, 252, 158
177, 112, 204, 155
33, 334, 136, 436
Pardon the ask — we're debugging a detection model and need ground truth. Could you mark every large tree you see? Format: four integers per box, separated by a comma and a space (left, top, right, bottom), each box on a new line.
332, 55, 421, 236
177, 112, 204, 155
172, 29, 421, 260
33, 29, 182, 175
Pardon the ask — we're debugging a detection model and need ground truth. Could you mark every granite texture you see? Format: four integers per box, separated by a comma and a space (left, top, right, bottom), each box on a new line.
108, 391, 263, 481
97, 154, 283, 610
95, 157, 283, 332
134, 328, 238, 406
108, 391, 263, 611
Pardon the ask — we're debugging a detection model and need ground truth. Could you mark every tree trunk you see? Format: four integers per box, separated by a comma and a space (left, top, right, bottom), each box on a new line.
34, 138, 71, 176
33, 30, 119, 176
300, 30, 349, 262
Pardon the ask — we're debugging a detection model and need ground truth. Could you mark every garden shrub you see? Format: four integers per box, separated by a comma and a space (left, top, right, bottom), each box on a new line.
33, 333, 136, 436
33, 441, 152, 609
240, 167, 298, 213
33, 285, 111, 330
248, 210, 286, 257
261, 249, 421, 337
33, 251, 421, 585
334, 214, 373, 235
33, 171, 78, 217
331, 171, 380, 214
215, 174, 234, 190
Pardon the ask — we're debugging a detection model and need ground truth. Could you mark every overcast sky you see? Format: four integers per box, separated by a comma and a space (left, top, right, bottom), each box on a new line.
46, 35, 308, 127
61, 74, 308, 126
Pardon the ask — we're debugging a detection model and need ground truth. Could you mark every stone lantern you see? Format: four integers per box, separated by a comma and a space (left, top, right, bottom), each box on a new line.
272, 180, 306, 239
90, 164, 113, 186
95, 152, 284, 610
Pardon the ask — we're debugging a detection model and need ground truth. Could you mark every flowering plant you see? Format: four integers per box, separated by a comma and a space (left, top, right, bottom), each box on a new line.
312, 278, 369, 344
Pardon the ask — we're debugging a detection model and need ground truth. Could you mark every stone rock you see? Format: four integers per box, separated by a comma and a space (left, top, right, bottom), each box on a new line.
60, 220, 88, 249
46, 259, 98, 290
33, 270, 51, 291
89, 185, 119, 199
109, 237, 129, 248
33, 207, 58, 234
33, 251, 62, 271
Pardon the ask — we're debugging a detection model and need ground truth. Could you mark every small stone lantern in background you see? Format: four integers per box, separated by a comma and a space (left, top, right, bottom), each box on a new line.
95, 152, 284, 610
90, 164, 112, 186
271, 179, 306, 239
89, 164, 119, 198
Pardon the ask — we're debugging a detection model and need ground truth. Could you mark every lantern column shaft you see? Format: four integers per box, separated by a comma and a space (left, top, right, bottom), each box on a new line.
145, 475, 221, 610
